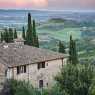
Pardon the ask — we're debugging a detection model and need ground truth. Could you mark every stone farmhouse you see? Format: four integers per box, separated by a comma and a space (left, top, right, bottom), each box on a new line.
0, 39, 68, 89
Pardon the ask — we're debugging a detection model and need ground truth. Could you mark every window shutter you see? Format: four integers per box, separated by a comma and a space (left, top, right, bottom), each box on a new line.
17, 66, 20, 74
42, 62, 45, 68
38, 64, 40, 69
24, 65, 26, 73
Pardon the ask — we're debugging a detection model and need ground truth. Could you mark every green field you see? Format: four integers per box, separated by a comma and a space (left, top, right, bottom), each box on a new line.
37, 27, 82, 42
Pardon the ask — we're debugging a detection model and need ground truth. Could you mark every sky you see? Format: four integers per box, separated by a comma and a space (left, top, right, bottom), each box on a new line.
0, 0, 95, 10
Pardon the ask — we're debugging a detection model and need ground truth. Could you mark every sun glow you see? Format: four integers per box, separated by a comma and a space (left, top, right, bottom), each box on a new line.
15, 0, 27, 6
31, 0, 48, 7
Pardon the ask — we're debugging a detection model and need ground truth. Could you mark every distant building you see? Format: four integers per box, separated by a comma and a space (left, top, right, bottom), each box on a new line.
0, 40, 68, 89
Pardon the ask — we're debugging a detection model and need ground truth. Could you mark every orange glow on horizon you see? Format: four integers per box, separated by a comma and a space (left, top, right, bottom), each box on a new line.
14, 0, 48, 8
31, 0, 48, 7
15, 0, 28, 7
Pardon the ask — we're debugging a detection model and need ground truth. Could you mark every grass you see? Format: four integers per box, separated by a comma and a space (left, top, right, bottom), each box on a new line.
79, 49, 95, 60
37, 27, 82, 42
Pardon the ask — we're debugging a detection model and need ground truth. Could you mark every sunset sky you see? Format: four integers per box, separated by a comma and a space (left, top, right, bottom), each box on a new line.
0, 0, 95, 10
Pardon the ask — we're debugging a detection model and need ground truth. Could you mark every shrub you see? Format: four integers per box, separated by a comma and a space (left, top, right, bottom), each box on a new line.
55, 63, 95, 95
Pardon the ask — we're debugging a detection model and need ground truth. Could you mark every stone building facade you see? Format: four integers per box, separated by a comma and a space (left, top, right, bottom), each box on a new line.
0, 42, 68, 88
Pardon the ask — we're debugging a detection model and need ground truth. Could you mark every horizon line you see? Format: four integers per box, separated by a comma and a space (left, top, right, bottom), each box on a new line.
0, 8, 95, 12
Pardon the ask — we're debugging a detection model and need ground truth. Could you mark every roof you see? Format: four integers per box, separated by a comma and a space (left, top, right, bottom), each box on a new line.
0, 43, 67, 68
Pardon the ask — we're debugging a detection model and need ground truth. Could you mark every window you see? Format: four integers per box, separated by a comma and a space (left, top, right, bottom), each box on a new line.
5, 69, 7, 77
17, 65, 26, 74
39, 80, 43, 88
24, 65, 26, 73
42, 62, 45, 68
38, 62, 45, 69
17, 66, 20, 74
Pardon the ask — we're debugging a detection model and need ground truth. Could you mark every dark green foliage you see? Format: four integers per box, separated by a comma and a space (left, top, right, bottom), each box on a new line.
25, 13, 34, 46
1, 32, 4, 42
32, 19, 39, 47
0, 28, 15, 43
69, 35, 78, 64
55, 63, 95, 95
7, 80, 49, 95
35, 35, 39, 48
9, 80, 34, 95
59, 41, 65, 53
22, 26, 26, 40
3, 28, 10, 43
7, 80, 63, 95
2, 63, 95, 95
14, 28, 17, 39
9, 28, 14, 42
25, 13, 39, 47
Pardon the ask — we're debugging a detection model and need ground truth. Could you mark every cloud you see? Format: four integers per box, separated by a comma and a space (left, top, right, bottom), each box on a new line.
49, 0, 95, 9
0, 0, 48, 8
0, 0, 95, 9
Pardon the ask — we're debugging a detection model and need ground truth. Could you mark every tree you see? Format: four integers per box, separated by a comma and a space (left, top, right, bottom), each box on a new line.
2, 80, 49, 95
55, 63, 95, 95
35, 35, 39, 48
25, 13, 39, 47
32, 19, 39, 47
22, 26, 26, 40
59, 41, 65, 53
1, 32, 4, 42
14, 28, 17, 39
69, 35, 78, 64
25, 13, 34, 46
3, 28, 9, 43
72, 40, 78, 64
9, 28, 14, 42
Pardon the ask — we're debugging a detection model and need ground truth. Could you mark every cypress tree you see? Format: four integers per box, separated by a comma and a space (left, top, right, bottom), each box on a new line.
3, 28, 9, 43
1, 32, 4, 42
14, 28, 17, 39
22, 26, 26, 40
72, 40, 78, 64
69, 35, 78, 64
59, 41, 65, 53
9, 28, 14, 42
69, 35, 73, 63
35, 35, 39, 48
5, 30, 9, 43
26, 13, 33, 46
32, 19, 39, 47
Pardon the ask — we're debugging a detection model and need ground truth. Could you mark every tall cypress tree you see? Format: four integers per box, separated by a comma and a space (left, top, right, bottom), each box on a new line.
3, 28, 9, 43
26, 13, 33, 46
35, 35, 39, 48
59, 41, 65, 53
1, 32, 4, 42
69, 35, 78, 64
9, 28, 14, 42
22, 26, 26, 40
69, 35, 73, 63
32, 19, 39, 47
72, 40, 78, 64
14, 28, 17, 39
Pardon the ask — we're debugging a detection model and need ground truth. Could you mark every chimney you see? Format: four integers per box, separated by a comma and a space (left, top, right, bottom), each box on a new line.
14, 38, 25, 48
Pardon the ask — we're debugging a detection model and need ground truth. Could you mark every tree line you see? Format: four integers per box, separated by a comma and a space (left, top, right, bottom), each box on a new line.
59, 35, 78, 64
0, 13, 39, 48
23, 13, 39, 48
0, 28, 17, 43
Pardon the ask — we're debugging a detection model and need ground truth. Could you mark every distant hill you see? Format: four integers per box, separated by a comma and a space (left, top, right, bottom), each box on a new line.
48, 18, 64, 23
38, 18, 81, 31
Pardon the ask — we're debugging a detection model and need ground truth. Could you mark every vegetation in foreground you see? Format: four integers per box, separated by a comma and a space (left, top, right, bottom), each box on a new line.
1, 63, 95, 95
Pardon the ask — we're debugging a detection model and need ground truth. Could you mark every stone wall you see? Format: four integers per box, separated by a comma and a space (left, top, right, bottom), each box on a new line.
7, 58, 67, 88
0, 63, 7, 91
